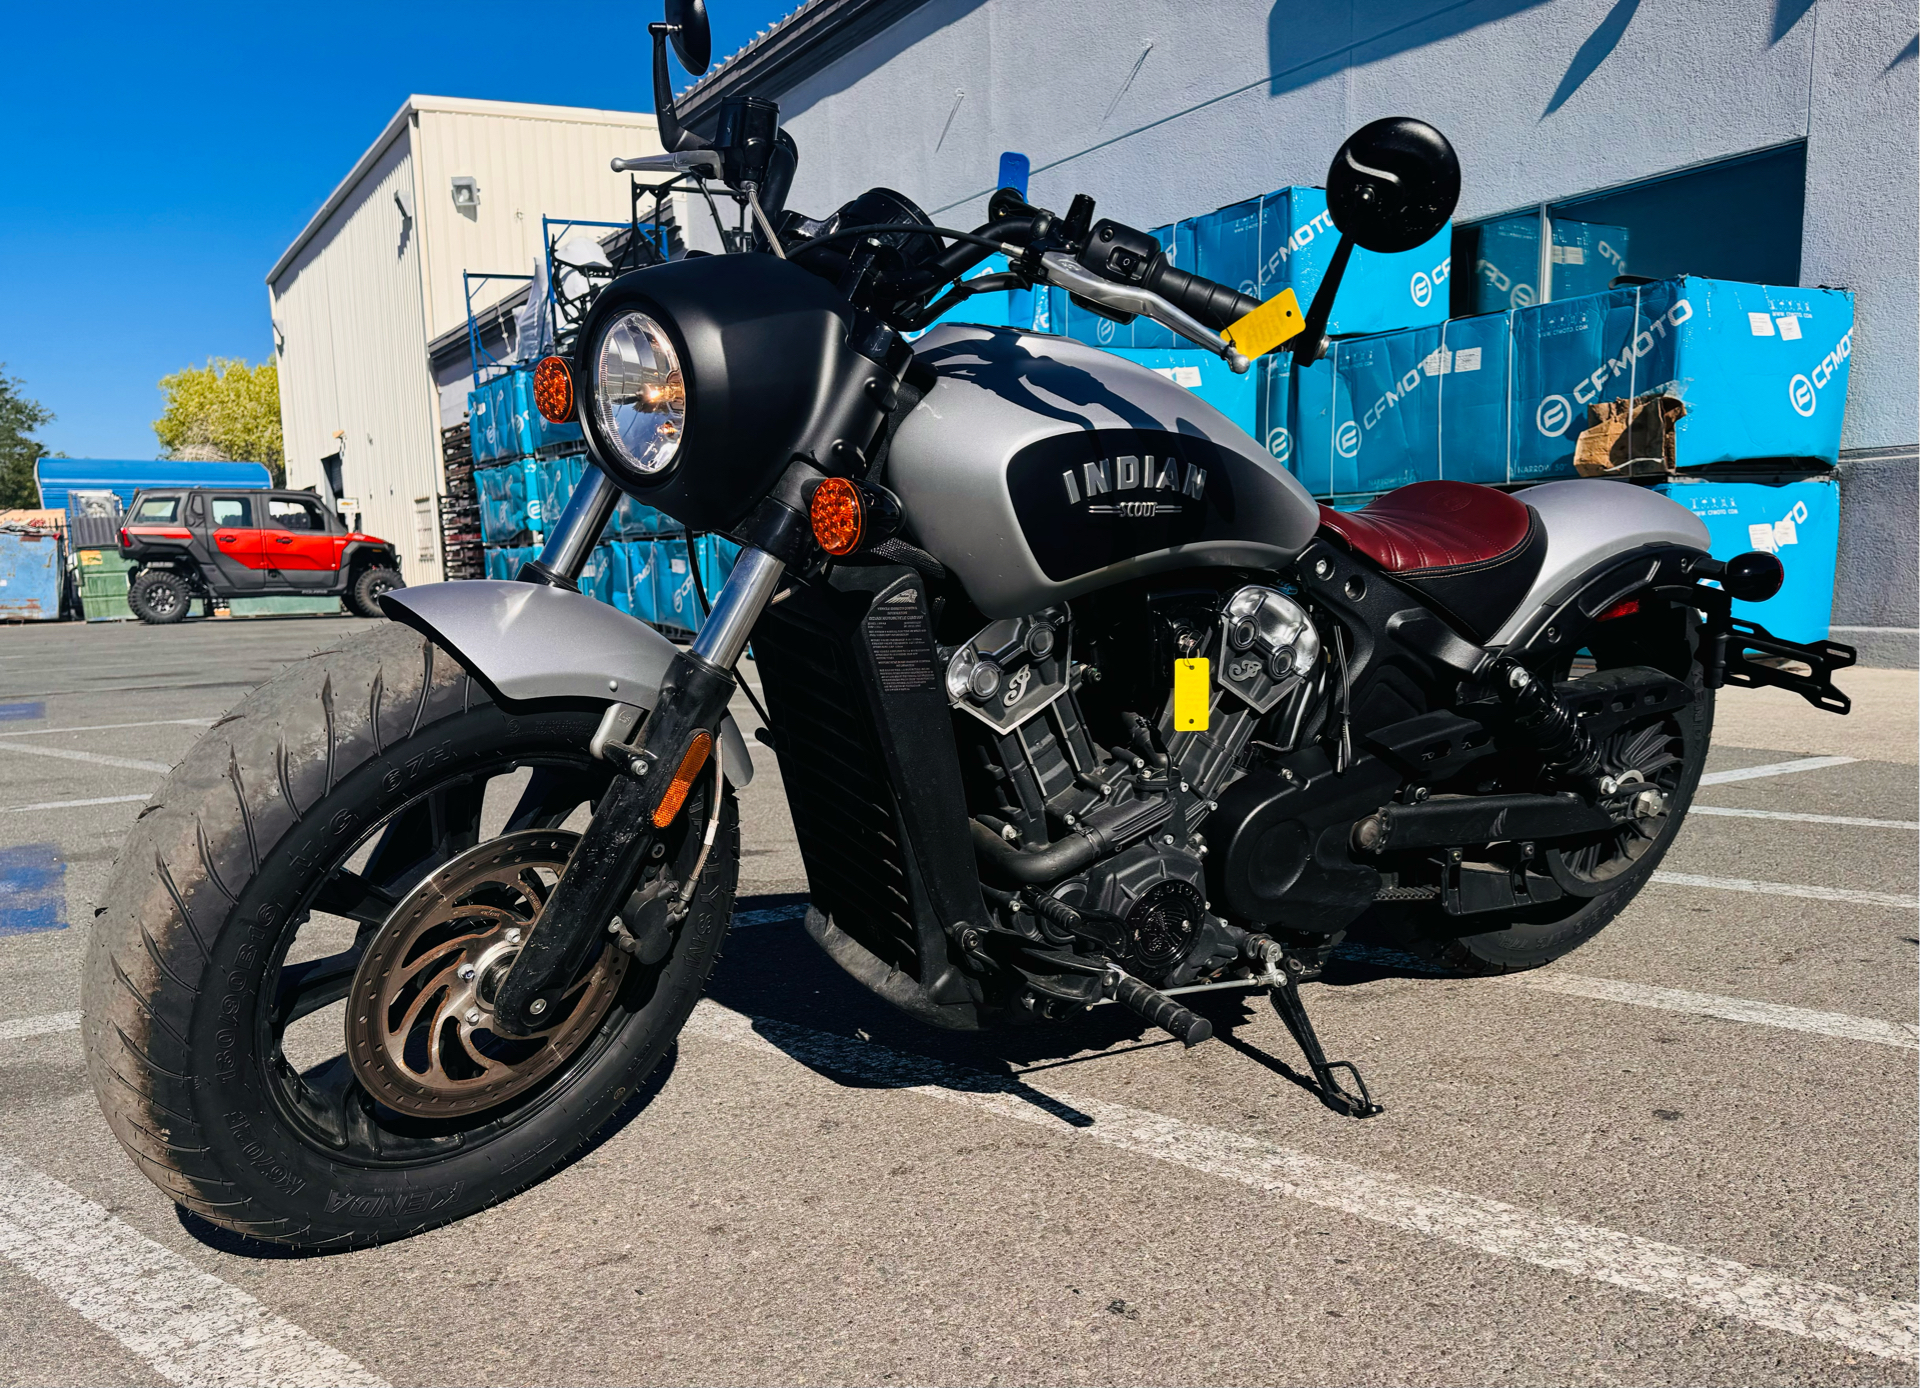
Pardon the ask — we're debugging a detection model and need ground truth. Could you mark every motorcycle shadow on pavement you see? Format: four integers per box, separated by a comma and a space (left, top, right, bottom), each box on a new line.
704, 895, 1448, 1123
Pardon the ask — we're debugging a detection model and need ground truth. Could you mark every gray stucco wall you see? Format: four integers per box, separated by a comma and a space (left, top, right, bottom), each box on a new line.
767, 0, 1917, 661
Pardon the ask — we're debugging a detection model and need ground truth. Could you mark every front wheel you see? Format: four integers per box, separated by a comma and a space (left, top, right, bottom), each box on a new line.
82, 625, 738, 1248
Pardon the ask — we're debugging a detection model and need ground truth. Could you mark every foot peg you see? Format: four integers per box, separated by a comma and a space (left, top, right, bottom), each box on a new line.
1248, 939, 1382, 1118
1107, 970, 1213, 1047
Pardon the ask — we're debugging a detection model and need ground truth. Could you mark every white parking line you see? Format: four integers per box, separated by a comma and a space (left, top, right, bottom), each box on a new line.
1497, 974, 1918, 1049
0, 743, 171, 774
0, 1154, 387, 1387
0, 1012, 80, 1042
1649, 870, 1918, 910
0, 719, 214, 740
1697, 755, 1855, 786
1, 794, 150, 815
685, 1001, 1918, 1362
1691, 805, 1919, 830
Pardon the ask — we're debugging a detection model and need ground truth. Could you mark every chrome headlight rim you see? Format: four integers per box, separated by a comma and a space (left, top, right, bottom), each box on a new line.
586, 307, 689, 481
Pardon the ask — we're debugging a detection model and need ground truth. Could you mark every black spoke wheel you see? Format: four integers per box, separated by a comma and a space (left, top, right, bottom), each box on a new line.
1414, 641, 1712, 976
84, 625, 738, 1248
128, 570, 190, 624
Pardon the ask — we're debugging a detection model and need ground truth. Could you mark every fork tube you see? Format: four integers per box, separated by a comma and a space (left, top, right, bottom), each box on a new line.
690, 546, 784, 670
524, 463, 620, 585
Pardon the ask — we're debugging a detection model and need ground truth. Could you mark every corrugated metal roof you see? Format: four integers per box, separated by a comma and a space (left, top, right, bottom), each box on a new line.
677, 0, 935, 129
34, 459, 274, 510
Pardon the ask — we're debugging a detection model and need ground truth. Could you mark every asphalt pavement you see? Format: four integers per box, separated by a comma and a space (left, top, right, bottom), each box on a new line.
0, 612, 1912, 1386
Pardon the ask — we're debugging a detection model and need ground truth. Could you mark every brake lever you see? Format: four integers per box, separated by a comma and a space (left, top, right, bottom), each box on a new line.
611, 150, 725, 177
1038, 252, 1251, 373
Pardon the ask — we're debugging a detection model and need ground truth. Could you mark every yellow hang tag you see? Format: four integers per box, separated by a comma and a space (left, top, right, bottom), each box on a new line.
1222, 287, 1306, 360
1173, 658, 1211, 732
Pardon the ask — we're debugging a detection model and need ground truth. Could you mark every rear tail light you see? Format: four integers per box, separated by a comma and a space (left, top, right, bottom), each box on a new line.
118, 527, 131, 549
1597, 597, 1641, 621
533, 356, 575, 423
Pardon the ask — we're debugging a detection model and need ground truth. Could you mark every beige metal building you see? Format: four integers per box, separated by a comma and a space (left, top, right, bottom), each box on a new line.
267, 96, 663, 582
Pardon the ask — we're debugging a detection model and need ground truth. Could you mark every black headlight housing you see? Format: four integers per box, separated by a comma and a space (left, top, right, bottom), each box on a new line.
575, 253, 887, 534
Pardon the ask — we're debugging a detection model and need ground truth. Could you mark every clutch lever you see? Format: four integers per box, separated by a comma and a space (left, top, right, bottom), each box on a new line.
611, 150, 725, 177
1038, 252, 1251, 373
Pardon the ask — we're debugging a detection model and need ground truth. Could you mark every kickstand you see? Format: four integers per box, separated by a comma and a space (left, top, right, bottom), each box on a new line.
1269, 970, 1383, 1118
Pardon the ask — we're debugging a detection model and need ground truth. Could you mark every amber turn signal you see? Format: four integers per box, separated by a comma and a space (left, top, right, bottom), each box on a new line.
652, 730, 713, 828
533, 355, 575, 423
810, 477, 864, 556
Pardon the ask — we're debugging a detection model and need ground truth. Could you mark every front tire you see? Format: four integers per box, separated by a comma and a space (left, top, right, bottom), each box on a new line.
128, 570, 191, 624
82, 625, 737, 1248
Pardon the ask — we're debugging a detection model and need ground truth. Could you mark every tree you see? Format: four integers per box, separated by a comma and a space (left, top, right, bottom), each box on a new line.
0, 367, 55, 510
154, 358, 285, 484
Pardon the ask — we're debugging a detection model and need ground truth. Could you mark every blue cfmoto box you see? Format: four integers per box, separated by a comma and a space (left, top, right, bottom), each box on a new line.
1262, 312, 1512, 499
1470, 215, 1630, 315
1653, 477, 1839, 642
1193, 187, 1452, 339
1511, 277, 1854, 481
476, 465, 527, 544
1108, 348, 1259, 440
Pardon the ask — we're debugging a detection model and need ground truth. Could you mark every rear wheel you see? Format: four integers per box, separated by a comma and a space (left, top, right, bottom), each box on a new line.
1417, 636, 1712, 975
348, 565, 404, 617
128, 570, 191, 624
83, 624, 738, 1248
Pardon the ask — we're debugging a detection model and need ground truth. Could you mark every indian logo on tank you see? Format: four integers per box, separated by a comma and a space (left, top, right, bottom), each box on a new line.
1058, 453, 1208, 519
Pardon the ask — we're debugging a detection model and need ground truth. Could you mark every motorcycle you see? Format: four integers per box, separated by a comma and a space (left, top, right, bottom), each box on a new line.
83, 0, 1854, 1248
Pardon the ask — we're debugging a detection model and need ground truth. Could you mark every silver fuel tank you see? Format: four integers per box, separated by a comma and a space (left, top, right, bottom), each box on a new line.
887, 324, 1320, 618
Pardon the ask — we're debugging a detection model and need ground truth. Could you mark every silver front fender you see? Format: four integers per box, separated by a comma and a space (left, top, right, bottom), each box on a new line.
382, 580, 753, 785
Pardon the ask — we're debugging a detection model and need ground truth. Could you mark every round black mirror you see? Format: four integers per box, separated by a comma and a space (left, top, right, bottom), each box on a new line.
1325, 117, 1460, 254
665, 0, 711, 75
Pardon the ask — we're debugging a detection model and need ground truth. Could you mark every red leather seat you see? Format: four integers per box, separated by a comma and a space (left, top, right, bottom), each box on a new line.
1317, 480, 1532, 573
1316, 481, 1546, 642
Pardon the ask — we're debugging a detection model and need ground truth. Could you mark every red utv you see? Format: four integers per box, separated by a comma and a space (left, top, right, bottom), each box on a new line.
118, 487, 405, 624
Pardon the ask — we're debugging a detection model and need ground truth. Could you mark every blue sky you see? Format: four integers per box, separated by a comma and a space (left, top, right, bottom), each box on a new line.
1, 1, 791, 460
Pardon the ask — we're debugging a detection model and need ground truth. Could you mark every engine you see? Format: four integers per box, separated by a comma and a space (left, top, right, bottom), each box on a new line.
944, 582, 1329, 994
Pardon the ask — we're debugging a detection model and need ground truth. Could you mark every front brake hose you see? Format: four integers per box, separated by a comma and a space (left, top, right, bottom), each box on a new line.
670, 742, 728, 921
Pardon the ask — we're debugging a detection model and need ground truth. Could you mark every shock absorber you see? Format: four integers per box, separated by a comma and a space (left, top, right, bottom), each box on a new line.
1494, 658, 1607, 787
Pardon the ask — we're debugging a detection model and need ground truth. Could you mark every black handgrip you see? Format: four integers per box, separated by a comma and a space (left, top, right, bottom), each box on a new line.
1111, 973, 1214, 1047
1144, 263, 1261, 333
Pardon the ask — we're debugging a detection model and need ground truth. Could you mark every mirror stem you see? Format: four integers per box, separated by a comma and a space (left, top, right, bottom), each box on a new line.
1289, 234, 1354, 364
650, 23, 702, 154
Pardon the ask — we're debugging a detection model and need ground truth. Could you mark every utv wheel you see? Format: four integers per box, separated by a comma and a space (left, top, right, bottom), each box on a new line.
82, 624, 738, 1248
349, 566, 404, 617
127, 570, 191, 624
1415, 645, 1712, 976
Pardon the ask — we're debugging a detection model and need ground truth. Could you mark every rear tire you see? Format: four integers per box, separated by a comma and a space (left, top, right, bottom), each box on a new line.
1417, 644, 1713, 976
82, 624, 738, 1248
348, 566, 404, 617
128, 570, 191, 624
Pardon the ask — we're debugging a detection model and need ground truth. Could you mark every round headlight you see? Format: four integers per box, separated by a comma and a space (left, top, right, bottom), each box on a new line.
593, 312, 686, 476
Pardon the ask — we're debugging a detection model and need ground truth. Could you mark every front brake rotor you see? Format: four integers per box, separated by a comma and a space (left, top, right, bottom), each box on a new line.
345, 829, 627, 1118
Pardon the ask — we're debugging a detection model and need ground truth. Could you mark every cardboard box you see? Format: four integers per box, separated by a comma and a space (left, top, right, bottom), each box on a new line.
1511, 277, 1853, 480
1470, 214, 1630, 314
1654, 476, 1838, 642
1264, 311, 1511, 498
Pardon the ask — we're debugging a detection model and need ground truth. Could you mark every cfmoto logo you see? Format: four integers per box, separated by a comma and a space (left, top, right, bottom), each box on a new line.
1788, 374, 1816, 417
1267, 427, 1292, 463
1411, 271, 1433, 308
1335, 421, 1361, 458
1537, 395, 1573, 437
1096, 317, 1115, 345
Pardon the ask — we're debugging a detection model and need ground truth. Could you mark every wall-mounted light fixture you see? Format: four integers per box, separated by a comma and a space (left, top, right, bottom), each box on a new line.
451, 176, 480, 217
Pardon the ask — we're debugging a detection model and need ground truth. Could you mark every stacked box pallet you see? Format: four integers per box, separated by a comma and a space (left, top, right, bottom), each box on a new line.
440, 422, 485, 580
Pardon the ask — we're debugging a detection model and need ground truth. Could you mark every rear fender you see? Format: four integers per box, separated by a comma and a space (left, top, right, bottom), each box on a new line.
381, 580, 753, 785
1488, 481, 1709, 649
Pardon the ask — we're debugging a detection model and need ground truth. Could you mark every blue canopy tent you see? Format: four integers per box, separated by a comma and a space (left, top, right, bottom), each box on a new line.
34, 459, 273, 511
